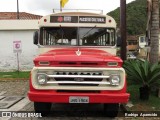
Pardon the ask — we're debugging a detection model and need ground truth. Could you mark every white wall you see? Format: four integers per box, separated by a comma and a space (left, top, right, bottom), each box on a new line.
0, 20, 39, 30
139, 35, 146, 48
0, 30, 38, 71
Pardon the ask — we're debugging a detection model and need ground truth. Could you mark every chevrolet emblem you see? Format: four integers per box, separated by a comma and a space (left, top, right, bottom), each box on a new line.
76, 48, 81, 56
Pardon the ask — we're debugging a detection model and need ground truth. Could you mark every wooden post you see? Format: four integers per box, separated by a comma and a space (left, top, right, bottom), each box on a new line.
120, 0, 127, 60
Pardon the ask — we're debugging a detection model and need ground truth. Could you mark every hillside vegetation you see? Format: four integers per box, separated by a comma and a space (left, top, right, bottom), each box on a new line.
108, 0, 147, 35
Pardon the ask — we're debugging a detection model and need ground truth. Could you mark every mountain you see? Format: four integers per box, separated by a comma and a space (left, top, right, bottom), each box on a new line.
108, 0, 147, 35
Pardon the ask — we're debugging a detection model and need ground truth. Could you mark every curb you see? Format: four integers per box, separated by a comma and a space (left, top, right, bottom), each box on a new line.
0, 78, 29, 81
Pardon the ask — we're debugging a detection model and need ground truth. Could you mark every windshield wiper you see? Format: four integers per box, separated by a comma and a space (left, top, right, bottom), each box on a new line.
59, 25, 68, 42
81, 25, 96, 39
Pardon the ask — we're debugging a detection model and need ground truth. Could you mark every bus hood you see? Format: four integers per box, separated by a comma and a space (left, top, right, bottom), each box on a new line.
34, 48, 122, 66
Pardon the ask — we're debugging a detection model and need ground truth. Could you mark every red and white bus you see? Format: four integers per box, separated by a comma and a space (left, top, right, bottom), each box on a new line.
28, 11, 130, 117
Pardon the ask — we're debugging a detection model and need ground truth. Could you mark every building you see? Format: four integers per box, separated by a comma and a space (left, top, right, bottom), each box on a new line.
138, 33, 160, 58
138, 35, 148, 58
126, 35, 138, 54
138, 35, 147, 49
0, 12, 42, 71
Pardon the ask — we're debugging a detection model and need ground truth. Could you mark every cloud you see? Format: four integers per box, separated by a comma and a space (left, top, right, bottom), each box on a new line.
21, 0, 57, 15
0, 0, 135, 16
21, 0, 122, 15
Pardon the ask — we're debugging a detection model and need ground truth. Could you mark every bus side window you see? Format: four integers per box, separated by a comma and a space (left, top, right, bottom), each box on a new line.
56, 39, 69, 45
71, 39, 77, 45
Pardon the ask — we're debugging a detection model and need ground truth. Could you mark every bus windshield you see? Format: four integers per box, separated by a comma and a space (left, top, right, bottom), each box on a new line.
40, 27, 115, 46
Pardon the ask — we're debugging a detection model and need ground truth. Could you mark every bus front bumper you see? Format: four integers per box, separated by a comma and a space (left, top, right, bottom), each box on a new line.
28, 91, 130, 103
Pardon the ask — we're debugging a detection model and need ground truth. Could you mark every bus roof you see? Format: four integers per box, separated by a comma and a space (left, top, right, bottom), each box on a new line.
38, 12, 116, 28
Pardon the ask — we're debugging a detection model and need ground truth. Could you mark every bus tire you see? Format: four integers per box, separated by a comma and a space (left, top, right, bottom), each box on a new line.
104, 103, 119, 117
34, 102, 52, 117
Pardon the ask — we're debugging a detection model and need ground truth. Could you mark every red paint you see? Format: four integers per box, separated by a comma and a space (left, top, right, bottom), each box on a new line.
34, 48, 123, 67
28, 74, 130, 103
44, 19, 47, 22
28, 91, 129, 103
28, 48, 130, 104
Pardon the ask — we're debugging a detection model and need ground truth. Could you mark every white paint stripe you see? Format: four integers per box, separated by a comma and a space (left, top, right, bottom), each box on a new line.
0, 97, 30, 120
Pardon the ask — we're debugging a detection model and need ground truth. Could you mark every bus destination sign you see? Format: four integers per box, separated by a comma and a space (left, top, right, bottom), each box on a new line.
79, 16, 106, 23
50, 16, 78, 23
50, 16, 106, 23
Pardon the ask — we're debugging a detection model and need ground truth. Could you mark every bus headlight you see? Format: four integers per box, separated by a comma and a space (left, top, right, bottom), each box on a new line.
37, 74, 47, 85
110, 74, 120, 85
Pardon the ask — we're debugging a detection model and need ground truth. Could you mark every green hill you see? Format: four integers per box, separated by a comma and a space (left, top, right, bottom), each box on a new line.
108, 0, 147, 35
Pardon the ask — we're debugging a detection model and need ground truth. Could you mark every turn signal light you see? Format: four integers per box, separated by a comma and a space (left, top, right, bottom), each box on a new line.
44, 19, 47, 22
107, 62, 118, 66
39, 61, 50, 66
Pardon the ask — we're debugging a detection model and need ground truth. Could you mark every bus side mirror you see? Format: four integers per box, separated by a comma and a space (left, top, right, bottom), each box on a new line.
116, 36, 121, 47
33, 31, 38, 45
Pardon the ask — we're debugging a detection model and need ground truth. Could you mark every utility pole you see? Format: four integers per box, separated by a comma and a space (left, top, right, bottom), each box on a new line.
17, 0, 19, 19
120, 0, 127, 60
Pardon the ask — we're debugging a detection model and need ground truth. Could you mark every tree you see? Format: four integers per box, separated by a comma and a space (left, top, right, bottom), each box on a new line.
149, 0, 159, 63
108, 0, 147, 35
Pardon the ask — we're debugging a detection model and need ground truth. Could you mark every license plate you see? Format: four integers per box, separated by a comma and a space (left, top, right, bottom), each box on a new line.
69, 96, 89, 103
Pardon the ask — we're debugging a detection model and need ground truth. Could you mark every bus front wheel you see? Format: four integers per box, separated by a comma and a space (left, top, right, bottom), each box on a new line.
34, 102, 52, 117
104, 103, 119, 117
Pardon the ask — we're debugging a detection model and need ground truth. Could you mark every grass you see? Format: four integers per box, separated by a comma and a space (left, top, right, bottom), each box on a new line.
0, 71, 30, 79
127, 84, 160, 111
0, 71, 159, 111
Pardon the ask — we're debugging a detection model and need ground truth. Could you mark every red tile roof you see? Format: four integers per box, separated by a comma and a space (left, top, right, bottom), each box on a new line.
127, 35, 138, 41
0, 12, 42, 20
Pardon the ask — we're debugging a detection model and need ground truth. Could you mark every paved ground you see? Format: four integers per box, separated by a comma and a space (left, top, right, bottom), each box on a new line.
0, 80, 121, 120
0, 80, 29, 96
0, 80, 158, 120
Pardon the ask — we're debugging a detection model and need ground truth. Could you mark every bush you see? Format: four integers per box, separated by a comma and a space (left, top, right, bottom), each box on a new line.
123, 59, 160, 88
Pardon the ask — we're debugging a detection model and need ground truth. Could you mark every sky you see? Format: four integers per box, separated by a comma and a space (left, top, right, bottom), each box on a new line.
0, 0, 135, 16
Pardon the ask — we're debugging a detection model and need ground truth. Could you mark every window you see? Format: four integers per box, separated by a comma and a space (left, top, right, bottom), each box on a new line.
140, 36, 145, 43
40, 27, 115, 46
40, 27, 77, 45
